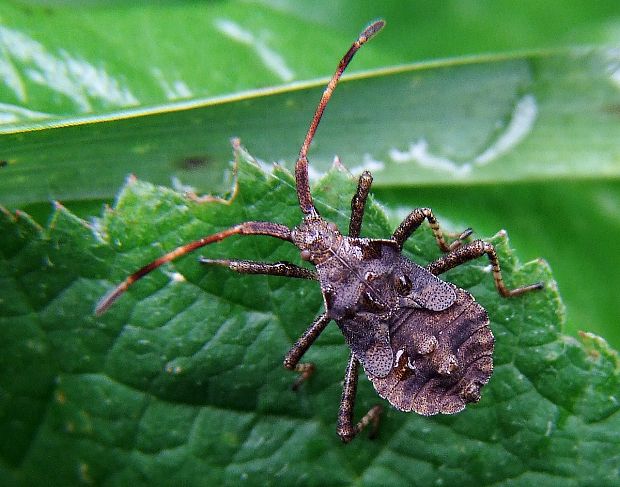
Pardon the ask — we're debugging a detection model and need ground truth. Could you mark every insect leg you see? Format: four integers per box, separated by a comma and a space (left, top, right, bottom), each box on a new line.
426, 239, 544, 297
392, 207, 471, 252
199, 258, 317, 280
349, 170, 373, 237
337, 353, 383, 443
95, 221, 293, 315
283, 312, 331, 390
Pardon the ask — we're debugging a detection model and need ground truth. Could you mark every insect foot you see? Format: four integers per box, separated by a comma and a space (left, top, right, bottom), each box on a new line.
96, 19, 544, 443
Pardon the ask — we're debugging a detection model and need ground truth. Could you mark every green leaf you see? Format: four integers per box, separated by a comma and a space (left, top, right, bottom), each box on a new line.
1, 148, 618, 485
2, 49, 619, 204
2, 0, 620, 206
2, 1, 619, 128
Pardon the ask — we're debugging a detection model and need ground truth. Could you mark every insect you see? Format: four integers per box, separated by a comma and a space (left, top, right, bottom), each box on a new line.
96, 20, 543, 442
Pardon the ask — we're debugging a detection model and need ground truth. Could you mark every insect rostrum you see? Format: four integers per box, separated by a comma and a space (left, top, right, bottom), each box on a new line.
96, 20, 543, 443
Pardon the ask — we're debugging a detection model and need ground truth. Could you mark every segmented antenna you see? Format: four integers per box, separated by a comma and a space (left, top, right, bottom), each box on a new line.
95, 227, 245, 315
95, 21, 385, 315
95, 221, 292, 315
295, 20, 385, 215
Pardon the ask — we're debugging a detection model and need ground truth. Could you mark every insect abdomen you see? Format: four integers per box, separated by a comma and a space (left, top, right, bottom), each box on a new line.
369, 285, 493, 415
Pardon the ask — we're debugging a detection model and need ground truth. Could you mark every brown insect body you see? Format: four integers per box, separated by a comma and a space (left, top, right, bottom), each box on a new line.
97, 20, 542, 442
369, 285, 492, 416
293, 213, 493, 415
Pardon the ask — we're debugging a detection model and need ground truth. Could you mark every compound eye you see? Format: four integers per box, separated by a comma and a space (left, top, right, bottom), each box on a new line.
300, 250, 312, 261
394, 273, 412, 295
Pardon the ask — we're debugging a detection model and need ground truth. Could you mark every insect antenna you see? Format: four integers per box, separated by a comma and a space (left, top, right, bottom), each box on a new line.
96, 21, 385, 315
95, 221, 292, 315
295, 19, 385, 215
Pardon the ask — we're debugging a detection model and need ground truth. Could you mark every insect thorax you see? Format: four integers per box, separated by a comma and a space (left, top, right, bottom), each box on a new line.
315, 238, 457, 322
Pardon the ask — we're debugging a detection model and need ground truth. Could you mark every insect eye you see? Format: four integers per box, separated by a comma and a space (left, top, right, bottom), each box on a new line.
394, 274, 412, 295
300, 250, 312, 261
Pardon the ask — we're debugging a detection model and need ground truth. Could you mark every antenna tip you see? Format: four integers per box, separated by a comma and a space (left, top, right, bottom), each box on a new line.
94, 298, 111, 316
94, 282, 127, 316
362, 20, 386, 40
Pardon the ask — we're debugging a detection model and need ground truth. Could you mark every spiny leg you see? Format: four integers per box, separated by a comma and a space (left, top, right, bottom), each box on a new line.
343, 171, 385, 441
337, 353, 383, 443
283, 313, 331, 390
349, 170, 373, 238
95, 221, 292, 315
426, 239, 544, 297
392, 207, 472, 252
200, 258, 317, 280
